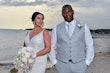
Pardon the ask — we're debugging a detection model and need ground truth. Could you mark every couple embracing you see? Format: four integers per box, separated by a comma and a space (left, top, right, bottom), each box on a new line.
23, 4, 94, 73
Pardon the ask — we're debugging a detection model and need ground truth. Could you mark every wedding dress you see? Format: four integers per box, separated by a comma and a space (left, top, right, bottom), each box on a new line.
24, 30, 47, 73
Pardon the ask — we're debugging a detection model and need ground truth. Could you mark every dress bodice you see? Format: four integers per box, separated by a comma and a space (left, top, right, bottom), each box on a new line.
24, 30, 44, 53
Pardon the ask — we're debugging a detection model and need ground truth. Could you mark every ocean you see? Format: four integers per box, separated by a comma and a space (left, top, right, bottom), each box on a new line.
0, 29, 110, 63
0, 29, 27, 62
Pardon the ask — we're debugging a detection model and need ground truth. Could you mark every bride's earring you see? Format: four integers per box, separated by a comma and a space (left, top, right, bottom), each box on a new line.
32, 21, 35, 24
41, 22, 44, 27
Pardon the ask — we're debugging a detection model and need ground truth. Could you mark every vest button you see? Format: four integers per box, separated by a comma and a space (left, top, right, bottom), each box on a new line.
69, 59, 72, 62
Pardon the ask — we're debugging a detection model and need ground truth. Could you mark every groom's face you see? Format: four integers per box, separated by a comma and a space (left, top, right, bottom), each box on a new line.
62, 7, 74, 22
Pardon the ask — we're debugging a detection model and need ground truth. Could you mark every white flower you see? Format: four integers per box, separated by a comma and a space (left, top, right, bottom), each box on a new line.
21, 48, 27, 54
78, 24, 83, 29
25, 52, 31, 58
21, 64, 24, 67
22, 57, 27, 63
18, 51, 21, 55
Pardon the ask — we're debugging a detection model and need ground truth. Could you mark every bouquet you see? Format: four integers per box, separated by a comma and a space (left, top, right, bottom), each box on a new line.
14, 47, 36, 73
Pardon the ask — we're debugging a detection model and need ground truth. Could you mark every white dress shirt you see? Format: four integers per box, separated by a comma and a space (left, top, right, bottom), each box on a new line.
49, 19, 94, 66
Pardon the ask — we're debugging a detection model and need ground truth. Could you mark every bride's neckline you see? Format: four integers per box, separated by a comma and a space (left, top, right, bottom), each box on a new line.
29, 29, 44, 41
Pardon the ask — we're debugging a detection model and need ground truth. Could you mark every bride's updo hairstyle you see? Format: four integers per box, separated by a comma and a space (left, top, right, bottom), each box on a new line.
31, 12, 44, 22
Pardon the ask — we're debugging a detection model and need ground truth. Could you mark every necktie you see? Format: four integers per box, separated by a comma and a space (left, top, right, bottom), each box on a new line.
67, 24, 71, 37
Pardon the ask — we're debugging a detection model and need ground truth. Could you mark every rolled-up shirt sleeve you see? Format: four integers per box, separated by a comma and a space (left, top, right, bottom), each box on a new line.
85, 24, 94, 66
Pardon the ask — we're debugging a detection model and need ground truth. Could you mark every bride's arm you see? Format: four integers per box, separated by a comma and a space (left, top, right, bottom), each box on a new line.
23, 31, 28, 47
36, 29, 51, 57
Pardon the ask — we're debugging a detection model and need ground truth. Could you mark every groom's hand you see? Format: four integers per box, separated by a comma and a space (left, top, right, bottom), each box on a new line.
52, 64, 56, 69
54, 65, 56, 67
53, 64, 56, 68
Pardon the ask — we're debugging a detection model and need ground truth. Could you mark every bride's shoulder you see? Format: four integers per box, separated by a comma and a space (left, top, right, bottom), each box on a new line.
42, 28, 48, 32
25, 30, 31, 36
42, 29, 50, 36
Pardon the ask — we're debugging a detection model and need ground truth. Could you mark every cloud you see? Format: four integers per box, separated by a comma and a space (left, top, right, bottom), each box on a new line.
0, 0, 54, 6
0, 0, 40, 6
0, 0, 110, 29
0, 0, 81, 6
0, 0, 109, 10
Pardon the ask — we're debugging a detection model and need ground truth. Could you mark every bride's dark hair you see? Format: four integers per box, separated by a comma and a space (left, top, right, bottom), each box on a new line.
31, 12, 44, 21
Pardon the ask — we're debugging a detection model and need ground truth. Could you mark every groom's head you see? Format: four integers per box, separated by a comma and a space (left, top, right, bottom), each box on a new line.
62, 4, 74, 22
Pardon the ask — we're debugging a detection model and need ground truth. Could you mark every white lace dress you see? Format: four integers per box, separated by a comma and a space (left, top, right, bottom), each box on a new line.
24, 30, 47, 73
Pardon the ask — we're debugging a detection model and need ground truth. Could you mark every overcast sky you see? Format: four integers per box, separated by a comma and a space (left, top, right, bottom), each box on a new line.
0, 0, 110, 30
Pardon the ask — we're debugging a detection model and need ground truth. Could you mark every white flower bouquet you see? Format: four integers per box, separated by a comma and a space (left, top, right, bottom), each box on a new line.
14, 47, 36, 73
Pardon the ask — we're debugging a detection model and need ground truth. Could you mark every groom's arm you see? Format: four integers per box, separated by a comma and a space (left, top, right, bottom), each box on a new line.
48, 26, 57, 65
85, 24, 94, 66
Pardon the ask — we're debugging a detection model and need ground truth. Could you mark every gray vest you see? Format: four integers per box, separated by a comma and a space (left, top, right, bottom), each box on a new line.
56, 21, 86, 63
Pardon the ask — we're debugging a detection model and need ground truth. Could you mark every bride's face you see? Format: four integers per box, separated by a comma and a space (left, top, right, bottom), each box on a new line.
33, 14, 44, 27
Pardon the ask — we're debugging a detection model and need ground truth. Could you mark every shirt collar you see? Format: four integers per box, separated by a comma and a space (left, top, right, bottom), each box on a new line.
65, 19, 76, 26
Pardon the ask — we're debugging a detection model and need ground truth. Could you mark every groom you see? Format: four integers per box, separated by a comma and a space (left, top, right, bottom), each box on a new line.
49, 4, 94, 73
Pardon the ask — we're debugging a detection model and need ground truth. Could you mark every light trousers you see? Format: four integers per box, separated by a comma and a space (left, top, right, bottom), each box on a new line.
55, 60, 87, 73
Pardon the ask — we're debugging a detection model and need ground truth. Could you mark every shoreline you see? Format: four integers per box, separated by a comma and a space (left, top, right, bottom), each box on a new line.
0, 52, 110, 73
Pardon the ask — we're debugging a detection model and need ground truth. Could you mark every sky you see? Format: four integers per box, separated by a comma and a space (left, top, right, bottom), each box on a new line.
0, 0, 110, 30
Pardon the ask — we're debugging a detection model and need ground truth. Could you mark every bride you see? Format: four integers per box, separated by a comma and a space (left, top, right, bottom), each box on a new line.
24, 12, 51, 73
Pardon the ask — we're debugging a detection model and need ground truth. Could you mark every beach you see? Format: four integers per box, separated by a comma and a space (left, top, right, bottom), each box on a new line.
0, 29, 110, 73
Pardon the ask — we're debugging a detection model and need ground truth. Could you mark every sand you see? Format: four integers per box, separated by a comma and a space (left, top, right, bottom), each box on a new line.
0, 52, 110, 73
